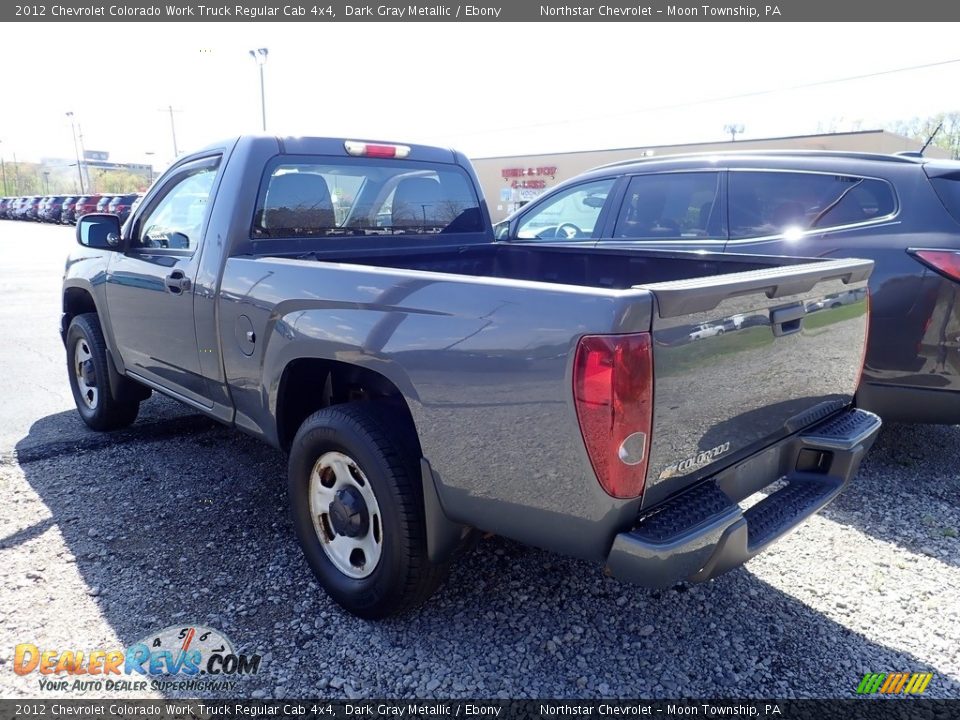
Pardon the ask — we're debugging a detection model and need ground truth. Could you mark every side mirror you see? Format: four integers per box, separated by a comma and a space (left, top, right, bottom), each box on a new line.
76, 214, 121, 250
167, 231, 190, 249
493, 220, 511, 240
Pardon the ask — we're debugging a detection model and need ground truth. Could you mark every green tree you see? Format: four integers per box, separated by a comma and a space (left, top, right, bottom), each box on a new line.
90, 169, 150, 194
888, 112, 960, 159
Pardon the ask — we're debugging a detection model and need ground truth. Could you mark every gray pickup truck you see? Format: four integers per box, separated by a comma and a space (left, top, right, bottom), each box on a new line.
63, 136, 881, 618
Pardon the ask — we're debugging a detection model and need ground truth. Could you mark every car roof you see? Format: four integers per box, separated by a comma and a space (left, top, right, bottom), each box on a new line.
592, 149, 932, 174
196, 135, 464, 166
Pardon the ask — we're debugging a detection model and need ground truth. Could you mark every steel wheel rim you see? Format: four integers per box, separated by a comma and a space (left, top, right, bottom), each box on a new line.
308, 451, 383, 579
74, 338, 98, 410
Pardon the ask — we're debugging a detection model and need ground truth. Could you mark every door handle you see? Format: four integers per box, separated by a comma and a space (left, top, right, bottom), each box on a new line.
164, 271, 191, 294
770, 303, 805, 337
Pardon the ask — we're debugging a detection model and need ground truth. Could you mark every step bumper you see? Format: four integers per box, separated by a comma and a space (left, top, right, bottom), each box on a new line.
605, 408, 882, 588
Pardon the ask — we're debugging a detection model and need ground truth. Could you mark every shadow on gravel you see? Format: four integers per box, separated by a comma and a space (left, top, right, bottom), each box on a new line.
13, 407, 955, 699
821, 422, 960, 569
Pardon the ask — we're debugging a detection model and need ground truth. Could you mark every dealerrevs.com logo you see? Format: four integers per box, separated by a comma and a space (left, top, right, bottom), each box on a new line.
13, 625, 262, 693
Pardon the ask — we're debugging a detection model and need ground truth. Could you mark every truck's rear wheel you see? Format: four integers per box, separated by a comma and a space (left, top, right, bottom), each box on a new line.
66, 313, 140, 431
288, 402, 445, 619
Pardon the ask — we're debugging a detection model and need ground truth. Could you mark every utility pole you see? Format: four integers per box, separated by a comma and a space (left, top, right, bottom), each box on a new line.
159, 105, 181, 159
43, 171, 50, 194
248, 48, 269, 131
12, 152, 20, 194
77, 125, 89, 192
66, 111, 85, 194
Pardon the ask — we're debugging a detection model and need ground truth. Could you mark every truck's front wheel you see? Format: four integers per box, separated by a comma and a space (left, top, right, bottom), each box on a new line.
288, 403, 445, 619
66, 313, 140, 431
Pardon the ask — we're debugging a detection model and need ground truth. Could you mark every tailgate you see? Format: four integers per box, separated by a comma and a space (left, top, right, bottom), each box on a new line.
637, 257, 873, 508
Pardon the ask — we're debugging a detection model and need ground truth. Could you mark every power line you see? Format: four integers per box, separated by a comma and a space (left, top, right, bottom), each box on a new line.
455, 56, 960, 139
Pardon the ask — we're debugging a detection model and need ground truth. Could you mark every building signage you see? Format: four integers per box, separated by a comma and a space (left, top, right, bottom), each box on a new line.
501, 166, 557, 190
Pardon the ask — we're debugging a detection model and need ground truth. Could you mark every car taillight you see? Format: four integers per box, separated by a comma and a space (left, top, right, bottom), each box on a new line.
573, 333, 653, 499
911, 249, 960, 283
344, 140, 411, 159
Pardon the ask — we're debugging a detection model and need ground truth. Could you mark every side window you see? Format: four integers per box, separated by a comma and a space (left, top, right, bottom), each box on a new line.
614, 172, 723, 239
515, 179, 615, 240
135, 159, 220, 252
729, 171, 895, 239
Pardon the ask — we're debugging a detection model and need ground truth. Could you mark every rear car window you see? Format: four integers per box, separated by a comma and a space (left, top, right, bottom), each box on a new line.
927, 173, 960, 225
253, 158, 483, 239
729, 171, 896, 239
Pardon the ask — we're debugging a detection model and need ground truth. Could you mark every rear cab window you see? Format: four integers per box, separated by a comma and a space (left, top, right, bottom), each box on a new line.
250, 156, 483, 252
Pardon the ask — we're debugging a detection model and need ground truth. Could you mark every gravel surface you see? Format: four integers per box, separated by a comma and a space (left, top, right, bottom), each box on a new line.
1, 223, 958, 700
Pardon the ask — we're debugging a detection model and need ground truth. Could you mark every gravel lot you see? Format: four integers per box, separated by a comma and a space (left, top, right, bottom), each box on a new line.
1, 222, 958, 700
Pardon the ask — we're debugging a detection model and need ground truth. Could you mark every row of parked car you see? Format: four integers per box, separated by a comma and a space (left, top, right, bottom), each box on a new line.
0, 193, 142, 225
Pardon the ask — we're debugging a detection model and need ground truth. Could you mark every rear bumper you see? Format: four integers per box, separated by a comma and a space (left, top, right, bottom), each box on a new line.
857, 381, 960, 424
605, 407, 881, 588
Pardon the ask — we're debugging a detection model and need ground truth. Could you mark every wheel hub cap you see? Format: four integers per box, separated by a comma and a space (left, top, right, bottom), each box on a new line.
81, 359, 97, 387
73, 338, 98, 410
329, 486, 369, 538
308, 451, 383, 579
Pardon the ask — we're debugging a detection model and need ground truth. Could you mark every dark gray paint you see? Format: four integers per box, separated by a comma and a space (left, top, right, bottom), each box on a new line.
62, 135, 874, 570
500, 151, 960, 423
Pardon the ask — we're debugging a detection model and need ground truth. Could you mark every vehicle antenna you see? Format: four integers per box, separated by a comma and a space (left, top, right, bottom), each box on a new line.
919, 122, 944, 156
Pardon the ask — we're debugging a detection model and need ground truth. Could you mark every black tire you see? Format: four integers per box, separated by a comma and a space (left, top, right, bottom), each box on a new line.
287, 402, 445, 619
66, 313, 140, 431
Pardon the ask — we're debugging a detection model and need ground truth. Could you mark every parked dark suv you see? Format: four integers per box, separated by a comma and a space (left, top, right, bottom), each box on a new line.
495, 150, 960, 423
60, 197, 78, 224
22, 196, 43, 221
95, 195, 114, 214
41, 196, 68, 222
106, 193, 140, 224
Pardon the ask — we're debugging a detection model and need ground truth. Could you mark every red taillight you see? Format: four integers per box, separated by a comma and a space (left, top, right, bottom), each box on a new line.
573, 333, 653, 499
344, 140, 411, 159
912, 250, 960, 283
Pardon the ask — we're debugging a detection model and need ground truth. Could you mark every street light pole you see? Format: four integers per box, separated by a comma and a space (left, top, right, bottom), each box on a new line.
724, 123, 745, 142
66, 111, 85, 194
144, 151, 155, 185
249, 48, 269, 131
166, 105, 179, 157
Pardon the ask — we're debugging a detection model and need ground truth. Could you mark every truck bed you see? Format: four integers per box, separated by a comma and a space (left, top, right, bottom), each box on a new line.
295, 241, 811, 289
234, 242, 871, 554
